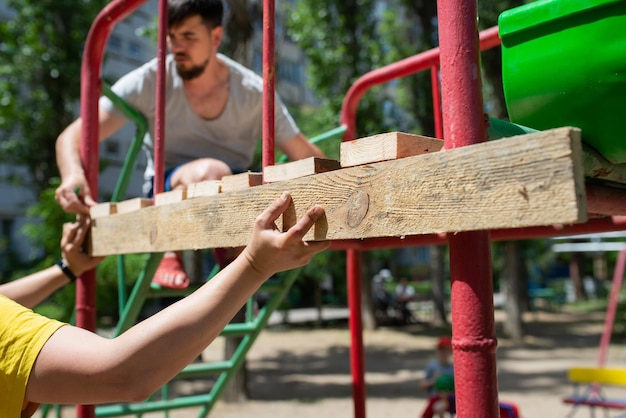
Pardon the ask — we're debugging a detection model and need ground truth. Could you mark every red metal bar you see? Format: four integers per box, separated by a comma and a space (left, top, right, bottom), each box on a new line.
597, 247, 626, 367
438, 1, 498, 418
79, 1, 148, 416
262, 0, 276, 171
431, 65, 443, 139
153, 0, 168, 195
347, 249, 366, 418
586, 183, 626, 216
330, 216, 626, 251
340, 26, 499, 141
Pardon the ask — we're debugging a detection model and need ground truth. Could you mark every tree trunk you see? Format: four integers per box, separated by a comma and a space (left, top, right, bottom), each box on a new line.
222, 306, 249, 402
503, 241, 524, 341
361, 251, 378, 330
314, 281, 323, 327
430, 245, 448, 326
569, 253, 587, 301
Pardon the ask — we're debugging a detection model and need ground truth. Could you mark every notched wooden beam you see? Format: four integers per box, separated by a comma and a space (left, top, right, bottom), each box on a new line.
340, 131, 444, 168
155, 189, 187, 206
186, 180, 222, 198
221, 172, 263, 192
263, 157, 341, 183
90, 128, 587, 256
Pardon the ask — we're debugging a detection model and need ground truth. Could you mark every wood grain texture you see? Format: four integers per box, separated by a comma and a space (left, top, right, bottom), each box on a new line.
90, 202, 117, 219
187, 180, 222, 198
221, 172, 263, 192
115, 198, 153, 214
155, 189, 187, 206
263, 157, 341, 183
340, 131, 444, 167
89, 128, 587, 256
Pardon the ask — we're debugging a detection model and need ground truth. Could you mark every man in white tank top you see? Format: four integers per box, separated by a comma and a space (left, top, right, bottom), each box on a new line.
55, 0, 325, 288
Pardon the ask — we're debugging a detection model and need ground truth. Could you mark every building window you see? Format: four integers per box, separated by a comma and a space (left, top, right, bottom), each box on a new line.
278, 60, 303, 85
108, 34, 122, 53
104, 140, 120, 157
128, 41, 142, 59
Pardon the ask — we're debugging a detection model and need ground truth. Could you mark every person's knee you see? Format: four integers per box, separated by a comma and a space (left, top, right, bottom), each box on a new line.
196, 158, 231, 181
172, 159, 232, 188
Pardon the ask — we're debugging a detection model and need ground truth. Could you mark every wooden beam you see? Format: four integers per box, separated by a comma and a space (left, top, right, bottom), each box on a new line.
263, 157, 341, 183
340, 131, 444, 168
115, 197, 153, 214
89, 128, 587, 256
186, 180, 222, 198
221, 172, 263, 192
90, 202, 117, 219
155, 189, 187, 206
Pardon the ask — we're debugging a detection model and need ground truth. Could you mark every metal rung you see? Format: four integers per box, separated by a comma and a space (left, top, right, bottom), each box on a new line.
96, 393, 214, 417
220, 322, 257, 337
177, 360, 233, 378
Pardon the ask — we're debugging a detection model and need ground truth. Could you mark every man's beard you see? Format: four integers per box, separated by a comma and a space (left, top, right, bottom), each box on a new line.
176, 57, 209, 80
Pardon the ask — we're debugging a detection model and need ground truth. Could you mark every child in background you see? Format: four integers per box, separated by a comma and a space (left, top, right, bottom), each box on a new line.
420, 374, 456, 418
420, 336, 454, 395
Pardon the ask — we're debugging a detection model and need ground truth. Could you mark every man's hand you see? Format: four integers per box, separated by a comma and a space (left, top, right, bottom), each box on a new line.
242, 191, 330, 277
61, 215, 104, 276
55, 174, 96, 215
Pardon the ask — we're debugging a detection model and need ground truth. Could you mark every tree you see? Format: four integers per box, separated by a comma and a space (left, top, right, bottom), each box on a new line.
0, 0, 107, 194
287, 0, 397, 330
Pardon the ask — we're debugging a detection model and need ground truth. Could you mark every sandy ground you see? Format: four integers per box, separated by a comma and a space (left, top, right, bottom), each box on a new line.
40, 308, 626, 418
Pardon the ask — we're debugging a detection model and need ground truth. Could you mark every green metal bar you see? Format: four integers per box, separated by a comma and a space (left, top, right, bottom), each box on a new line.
487, 117, 538, 139
96, 393, 215, 416
116, 255, 128, 315
102, 85, 148, 317
246, 297, 254, 321
147, 284, 200, 298
103, 85, 148, 203
115, 253, 163, 336
219, 322, 257, 337
196, 268, 302, 418
176, 361, 234, 378
94, 268, 299, 417
278, 125, 347, 162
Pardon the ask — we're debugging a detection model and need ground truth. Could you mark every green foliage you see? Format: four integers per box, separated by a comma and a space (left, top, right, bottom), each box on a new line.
286, 0, 392, 137
0, 0, 107, 193
18, 178, 147, 322
20, 178, 76, 320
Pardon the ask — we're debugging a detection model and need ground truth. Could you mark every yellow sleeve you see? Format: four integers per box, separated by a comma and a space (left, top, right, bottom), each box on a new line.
0, 294, 65, 417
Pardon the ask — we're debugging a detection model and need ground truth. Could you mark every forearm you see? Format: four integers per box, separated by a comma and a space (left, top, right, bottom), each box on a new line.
56, 123, 85, 180
115, 256, 266, 385
0, 266, 70, 308
27, 256, 268, 404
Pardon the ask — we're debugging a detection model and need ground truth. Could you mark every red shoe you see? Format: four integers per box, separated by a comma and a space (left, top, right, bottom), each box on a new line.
152, 256, 190, 289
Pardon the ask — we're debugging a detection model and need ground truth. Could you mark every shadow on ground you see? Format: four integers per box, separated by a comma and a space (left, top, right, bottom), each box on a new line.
170, 307, 619, 405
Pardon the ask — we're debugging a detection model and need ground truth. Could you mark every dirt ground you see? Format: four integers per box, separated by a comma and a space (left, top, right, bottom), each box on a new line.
43, 308, 626, 418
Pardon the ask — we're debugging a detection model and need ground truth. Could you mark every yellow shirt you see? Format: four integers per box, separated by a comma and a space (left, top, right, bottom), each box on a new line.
0, 294, 65, 417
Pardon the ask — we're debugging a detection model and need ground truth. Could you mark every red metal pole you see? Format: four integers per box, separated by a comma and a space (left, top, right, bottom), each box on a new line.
586, 183, 626, 216
79, 1, 148, 416
431, 65, 443, 139
340, 26, 499, 142
329, 216, 626, 251
597, 247, 626, 367
262, 0, 276, 171
347, 249, 366, 418
437, 1, 499, 418
152, 0, 168, 195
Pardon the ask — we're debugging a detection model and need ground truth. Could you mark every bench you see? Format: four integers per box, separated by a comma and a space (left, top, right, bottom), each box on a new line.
563, 367, 626, 417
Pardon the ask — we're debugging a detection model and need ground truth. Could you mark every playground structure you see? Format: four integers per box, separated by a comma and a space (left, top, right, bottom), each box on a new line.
54, 0, 626, 417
